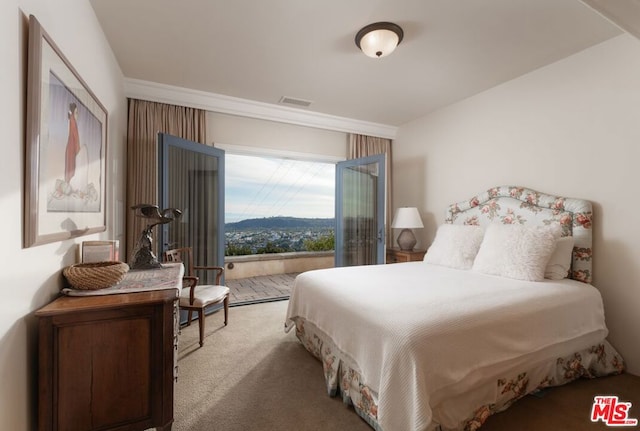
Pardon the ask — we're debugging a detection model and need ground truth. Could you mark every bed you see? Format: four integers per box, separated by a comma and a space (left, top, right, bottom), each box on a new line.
284, 185, 624, 431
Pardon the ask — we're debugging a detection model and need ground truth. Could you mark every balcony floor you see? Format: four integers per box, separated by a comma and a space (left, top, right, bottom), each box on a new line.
226, 273, 299, 306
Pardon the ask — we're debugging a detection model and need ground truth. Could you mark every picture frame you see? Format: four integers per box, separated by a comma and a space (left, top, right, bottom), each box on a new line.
24, 15, 108, 248
80, 240, 119, 263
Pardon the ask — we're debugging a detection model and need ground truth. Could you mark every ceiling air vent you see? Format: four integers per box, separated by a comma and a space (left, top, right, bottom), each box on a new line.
278, 96, 313, 108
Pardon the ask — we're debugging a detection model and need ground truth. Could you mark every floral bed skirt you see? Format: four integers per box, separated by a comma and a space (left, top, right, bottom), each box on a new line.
292, 316, 625, 431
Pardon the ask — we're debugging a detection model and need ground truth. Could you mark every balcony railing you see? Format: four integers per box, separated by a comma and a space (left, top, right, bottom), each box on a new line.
224, 250, 334, 280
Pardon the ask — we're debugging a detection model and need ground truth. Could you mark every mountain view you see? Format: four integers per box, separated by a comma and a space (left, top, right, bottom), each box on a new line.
225, 216, 335, 256
226, 216, 334, 230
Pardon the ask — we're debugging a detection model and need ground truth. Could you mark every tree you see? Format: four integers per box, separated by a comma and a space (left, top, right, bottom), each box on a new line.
256, 242, 288, 254
303, 232, 335, 251
225, 243, 252, 256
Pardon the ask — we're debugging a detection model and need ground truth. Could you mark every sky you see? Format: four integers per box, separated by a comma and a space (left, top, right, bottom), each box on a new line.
225, 154, 335, 223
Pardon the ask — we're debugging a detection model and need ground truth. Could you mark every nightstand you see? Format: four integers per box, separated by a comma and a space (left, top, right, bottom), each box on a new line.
386, 247, 427, 263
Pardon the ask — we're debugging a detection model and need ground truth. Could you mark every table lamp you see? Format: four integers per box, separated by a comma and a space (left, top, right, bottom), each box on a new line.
391, 207, 424, 251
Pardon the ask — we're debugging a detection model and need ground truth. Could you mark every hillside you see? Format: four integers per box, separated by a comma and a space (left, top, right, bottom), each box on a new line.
226, 216, 334, 230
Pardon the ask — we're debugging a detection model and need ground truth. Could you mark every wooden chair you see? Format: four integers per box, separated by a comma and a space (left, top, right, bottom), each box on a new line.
163, 247, 229, 347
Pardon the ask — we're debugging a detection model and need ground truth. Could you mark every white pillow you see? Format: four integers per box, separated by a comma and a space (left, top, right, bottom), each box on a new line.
472, 224, 561, 281
545, 236, 574, 280
423, 224, 484, 270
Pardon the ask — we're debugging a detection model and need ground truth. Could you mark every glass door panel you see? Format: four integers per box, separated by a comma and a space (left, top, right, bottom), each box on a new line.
158, 133, 225, 284
335, 154, 385, 267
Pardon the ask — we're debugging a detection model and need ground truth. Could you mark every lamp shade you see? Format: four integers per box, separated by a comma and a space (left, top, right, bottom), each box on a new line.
391, 207, 424, 229
355, 22, 404, 58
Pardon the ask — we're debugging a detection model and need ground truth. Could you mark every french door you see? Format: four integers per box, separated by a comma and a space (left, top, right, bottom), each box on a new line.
158, 133, 225, 284
335, 154, 386, 267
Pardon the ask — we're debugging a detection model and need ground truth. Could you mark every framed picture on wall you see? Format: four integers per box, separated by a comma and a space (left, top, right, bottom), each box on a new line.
24, 15, 108, 248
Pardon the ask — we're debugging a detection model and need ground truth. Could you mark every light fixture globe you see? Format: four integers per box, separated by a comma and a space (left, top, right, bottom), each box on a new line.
355, 22, 404, 58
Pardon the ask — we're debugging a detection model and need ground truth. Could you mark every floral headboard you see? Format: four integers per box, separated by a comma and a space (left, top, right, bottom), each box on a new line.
445, 186, 593, 283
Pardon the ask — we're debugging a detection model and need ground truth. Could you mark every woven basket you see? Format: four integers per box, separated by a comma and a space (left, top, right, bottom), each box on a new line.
63, 261, 130, 290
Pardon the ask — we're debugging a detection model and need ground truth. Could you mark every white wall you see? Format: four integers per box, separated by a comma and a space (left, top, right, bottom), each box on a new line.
394, 34, 640, 374
208, 112, 347, 160
0, 1, 126, 429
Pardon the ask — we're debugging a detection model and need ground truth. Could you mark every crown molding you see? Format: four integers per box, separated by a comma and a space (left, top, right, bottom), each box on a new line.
580, 0, 640, 41
124, 78, 398, 139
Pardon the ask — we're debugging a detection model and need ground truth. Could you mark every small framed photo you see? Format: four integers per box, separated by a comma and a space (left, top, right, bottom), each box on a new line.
24, 15, 108, 248
80, 240, 119, 263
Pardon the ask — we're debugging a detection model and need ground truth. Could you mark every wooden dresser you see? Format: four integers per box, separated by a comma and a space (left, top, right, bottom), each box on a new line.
36, 268, 181, 431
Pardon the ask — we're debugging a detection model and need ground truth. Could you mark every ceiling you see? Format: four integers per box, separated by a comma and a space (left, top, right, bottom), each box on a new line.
89, 0, 623, 127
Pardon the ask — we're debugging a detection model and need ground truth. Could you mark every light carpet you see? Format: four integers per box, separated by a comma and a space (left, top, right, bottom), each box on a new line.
174, 300, 640, 431
174, 300, 370, 431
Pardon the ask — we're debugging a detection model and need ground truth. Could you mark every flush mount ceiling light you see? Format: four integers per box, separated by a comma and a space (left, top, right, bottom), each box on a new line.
355, 21, 404, 58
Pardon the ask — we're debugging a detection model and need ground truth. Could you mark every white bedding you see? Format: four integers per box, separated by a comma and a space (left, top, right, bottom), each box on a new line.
285, 262, 610, 431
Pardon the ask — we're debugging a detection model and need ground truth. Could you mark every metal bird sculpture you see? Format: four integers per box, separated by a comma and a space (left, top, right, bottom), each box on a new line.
130, 204, 182, 269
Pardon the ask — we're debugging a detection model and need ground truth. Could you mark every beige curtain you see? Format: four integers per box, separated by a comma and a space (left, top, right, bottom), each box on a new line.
125, 99, 207, 261
348, 134, 393, 249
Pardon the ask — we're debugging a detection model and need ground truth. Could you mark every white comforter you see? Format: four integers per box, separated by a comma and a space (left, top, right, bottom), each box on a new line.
285, 262, 609, 431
